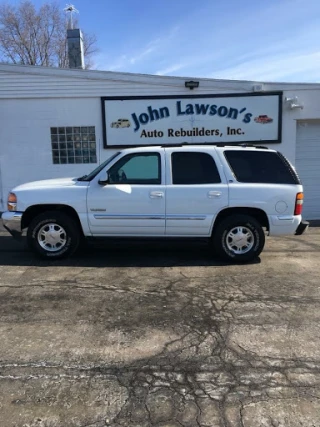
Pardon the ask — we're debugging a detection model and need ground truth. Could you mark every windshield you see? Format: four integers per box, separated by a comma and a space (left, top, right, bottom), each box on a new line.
77, 152, 120, 181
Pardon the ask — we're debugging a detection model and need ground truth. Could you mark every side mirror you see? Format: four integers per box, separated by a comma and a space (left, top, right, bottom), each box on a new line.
98, 171, 109, 186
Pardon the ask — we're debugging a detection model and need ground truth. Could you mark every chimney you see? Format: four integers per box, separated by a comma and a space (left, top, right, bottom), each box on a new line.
67, 28, 85, 69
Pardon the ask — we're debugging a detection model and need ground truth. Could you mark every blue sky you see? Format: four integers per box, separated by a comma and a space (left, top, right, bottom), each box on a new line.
9, 0, 320, 82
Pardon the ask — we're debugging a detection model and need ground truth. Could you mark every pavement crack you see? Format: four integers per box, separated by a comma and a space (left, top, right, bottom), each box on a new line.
239, 400, 245, 427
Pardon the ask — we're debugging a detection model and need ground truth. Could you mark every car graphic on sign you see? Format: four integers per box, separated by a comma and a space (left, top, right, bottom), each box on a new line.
254, 115, 273, 124
111, 119, 131, 128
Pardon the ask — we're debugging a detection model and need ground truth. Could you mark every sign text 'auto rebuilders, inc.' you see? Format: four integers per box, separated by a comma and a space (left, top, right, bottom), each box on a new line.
101, 93, 282, 147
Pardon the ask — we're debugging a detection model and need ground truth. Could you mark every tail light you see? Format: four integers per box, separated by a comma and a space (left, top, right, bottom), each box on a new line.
294, 192, 304, 215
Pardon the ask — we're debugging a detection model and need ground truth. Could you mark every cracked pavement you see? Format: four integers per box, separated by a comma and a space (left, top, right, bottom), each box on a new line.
0, 229, 319, 426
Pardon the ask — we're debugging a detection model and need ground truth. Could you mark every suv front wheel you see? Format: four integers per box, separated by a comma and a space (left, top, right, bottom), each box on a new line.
212, 214, 265, 262
27, 211, 80, 259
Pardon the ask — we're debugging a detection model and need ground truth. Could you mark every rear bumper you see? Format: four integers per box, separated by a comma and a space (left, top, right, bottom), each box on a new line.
1, 211, 23, 239
295, 220, 309, 235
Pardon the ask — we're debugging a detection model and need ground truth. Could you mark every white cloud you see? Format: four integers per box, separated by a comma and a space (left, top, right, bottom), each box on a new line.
95, 0, 320, 82
212, 51, 320, 82
155, 63, 185, 76
97, 26, 181, 72
129, 47, 155, 65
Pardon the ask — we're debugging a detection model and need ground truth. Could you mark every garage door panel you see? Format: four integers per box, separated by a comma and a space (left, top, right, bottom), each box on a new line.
297, 159, 318, 163
303, 186, 320, 191
296, 120, 320, 220
299, 174, 320, 180
296, 142, 320, 148
297, 162, 320, 167
298, 155, 319, 160
297, 171, 320, 177
303, 195, 320, 202
297, 171, 320, 178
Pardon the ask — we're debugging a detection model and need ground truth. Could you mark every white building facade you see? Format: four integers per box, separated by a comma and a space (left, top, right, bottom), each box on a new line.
0, 63, 319, 219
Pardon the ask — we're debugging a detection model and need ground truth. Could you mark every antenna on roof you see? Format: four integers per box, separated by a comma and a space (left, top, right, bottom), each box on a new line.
64, 4, 79, 29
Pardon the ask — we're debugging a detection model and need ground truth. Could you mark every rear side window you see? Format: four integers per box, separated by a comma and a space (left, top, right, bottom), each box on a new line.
224, 150, 301, 184
172, 152, 221, 184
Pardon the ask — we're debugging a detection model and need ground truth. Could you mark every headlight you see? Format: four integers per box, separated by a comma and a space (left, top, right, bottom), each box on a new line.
8, 192, 17, 211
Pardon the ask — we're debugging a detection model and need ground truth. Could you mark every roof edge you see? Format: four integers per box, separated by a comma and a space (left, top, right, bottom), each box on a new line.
0, 63, 319, 88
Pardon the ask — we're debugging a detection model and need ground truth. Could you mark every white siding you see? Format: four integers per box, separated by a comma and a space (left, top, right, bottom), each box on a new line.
296, 120, 320, 220
0, 65, 256, 99
1, 64, 319, 100
0, 98, 117, 210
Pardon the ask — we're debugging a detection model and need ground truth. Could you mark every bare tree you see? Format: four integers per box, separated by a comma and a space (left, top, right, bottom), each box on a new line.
0, 1, 97, 68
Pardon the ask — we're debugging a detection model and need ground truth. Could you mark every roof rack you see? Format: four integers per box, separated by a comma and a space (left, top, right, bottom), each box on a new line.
238, 143, 269, 149
160, 143, 186, 147
161, 142, 269, 149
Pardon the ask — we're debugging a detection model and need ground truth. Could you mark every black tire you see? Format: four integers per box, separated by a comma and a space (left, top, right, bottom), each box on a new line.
27, 211, 80, 259
212, 214, 265, 263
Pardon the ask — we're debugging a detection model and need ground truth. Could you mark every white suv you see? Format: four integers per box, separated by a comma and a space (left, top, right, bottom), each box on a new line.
2, 144, 308, 262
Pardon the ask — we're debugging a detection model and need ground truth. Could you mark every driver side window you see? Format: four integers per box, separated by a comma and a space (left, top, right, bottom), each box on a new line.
108, 153, 161, 184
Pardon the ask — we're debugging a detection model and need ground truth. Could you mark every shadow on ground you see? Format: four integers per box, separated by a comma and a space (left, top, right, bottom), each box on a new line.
0, 236, 263, 268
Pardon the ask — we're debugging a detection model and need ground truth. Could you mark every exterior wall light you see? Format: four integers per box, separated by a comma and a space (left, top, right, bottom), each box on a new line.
185, 81, 200, 90
285, 96, 304, 110
252, 84, 264, 92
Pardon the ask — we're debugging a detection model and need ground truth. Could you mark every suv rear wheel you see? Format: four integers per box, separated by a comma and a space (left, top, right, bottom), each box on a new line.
27, 211, 80, 259
212, 214, 265, 262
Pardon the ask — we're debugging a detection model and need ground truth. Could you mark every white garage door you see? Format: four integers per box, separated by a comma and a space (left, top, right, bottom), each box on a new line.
296, 120, 320, 220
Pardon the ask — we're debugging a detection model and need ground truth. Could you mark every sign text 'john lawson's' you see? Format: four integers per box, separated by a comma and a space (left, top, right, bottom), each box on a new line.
131, 101, 253, 132
102, 93, 281, 147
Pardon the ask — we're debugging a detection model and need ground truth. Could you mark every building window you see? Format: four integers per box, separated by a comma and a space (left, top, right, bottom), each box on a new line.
50, 126, 97, 164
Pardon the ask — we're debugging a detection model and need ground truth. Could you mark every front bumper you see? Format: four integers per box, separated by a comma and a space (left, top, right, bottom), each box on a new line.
1, 211, 23, 239
295, 220, 309, 235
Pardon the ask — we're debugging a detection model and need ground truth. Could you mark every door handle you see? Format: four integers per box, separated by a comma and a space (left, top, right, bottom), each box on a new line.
149, 191, 164, 199
208, 191, 222, 198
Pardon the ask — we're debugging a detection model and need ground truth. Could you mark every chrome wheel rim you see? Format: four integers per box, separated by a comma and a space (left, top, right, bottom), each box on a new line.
38, 223, 67, 252
226, 226, 254, 255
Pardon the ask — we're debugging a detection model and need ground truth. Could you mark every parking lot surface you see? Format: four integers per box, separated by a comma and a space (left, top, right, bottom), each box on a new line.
0, 228, 320, 427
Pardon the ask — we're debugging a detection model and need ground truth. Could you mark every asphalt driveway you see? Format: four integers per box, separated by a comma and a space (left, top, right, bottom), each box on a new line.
0, 228, 319, 426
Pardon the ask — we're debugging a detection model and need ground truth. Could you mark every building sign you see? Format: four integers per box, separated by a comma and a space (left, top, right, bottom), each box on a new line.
101, 92, 282, 147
